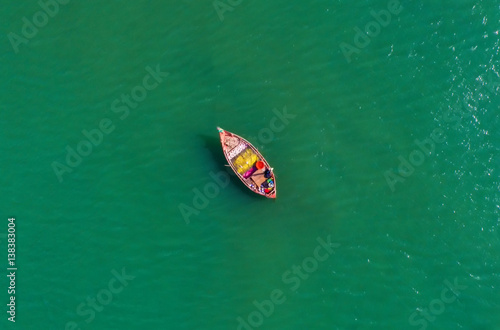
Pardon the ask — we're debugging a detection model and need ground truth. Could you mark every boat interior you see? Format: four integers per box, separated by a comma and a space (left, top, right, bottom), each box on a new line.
224, 134, 275, 195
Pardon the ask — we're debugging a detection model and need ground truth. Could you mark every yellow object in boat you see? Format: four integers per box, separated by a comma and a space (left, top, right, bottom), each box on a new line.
233, 148, 258, 173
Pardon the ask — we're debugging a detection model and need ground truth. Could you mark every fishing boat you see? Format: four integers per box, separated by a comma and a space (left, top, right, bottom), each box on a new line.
217, 127, 276, 198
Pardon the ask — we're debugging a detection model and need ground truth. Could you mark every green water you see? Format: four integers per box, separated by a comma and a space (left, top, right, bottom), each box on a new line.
1, 1, 499, 329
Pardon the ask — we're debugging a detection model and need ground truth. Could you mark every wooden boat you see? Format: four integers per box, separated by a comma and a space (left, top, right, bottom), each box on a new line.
217, 127, 276, 198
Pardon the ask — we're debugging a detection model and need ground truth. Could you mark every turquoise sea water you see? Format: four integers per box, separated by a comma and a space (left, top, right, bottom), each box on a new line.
1, 1, 499, 329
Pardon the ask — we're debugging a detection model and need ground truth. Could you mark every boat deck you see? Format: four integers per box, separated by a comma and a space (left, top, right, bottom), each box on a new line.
218, 127, 276, 198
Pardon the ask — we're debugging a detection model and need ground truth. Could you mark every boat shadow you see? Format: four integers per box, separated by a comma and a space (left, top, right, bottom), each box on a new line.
199, 134, 264, 200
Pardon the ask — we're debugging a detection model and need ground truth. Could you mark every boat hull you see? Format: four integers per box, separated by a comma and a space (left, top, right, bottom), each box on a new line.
217, 127, 276, 198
